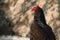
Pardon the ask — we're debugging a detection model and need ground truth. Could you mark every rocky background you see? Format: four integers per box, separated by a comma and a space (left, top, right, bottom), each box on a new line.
0, 0, 60, 40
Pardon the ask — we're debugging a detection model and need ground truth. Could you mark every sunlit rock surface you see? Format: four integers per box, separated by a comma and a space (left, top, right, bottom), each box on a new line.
0, 0, 34, 37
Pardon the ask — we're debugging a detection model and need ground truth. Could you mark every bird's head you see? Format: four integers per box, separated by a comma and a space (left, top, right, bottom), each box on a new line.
31, 5, 46, 24
31, 5, 40, 17
31, 5, 39, 12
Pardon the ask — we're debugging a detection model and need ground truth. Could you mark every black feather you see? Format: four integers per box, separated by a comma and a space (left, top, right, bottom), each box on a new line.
31, 7, 56, 40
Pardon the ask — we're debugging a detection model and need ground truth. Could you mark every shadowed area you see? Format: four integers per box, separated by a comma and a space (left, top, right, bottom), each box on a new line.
0, 10, 15, 36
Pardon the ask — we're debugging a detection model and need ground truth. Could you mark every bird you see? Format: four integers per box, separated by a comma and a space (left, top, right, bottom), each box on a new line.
30, 5, 56, 40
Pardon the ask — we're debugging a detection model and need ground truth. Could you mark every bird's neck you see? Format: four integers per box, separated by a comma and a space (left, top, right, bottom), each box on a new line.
34, 10, 46, 25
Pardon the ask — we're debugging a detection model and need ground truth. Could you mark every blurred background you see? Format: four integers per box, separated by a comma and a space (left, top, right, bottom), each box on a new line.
0, 0, 60, 40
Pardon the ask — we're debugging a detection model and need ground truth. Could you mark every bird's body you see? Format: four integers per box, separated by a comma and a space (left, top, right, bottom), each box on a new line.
31, 22, 49, 40
31, 5, 56, 40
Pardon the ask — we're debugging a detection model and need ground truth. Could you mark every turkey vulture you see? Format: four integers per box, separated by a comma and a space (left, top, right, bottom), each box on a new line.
30, 5, 56, 40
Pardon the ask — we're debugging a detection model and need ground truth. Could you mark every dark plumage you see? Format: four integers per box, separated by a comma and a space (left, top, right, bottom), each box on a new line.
31, 5, 56, 40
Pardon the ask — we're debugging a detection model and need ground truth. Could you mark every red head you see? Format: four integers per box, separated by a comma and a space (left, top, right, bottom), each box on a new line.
31, 5, 39, 11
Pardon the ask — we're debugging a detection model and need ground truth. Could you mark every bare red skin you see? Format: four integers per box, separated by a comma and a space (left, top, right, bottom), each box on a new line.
31, 5, 39, 11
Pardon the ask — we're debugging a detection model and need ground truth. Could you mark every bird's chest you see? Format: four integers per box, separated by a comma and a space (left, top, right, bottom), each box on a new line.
30, 22, 48, 40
